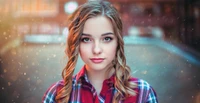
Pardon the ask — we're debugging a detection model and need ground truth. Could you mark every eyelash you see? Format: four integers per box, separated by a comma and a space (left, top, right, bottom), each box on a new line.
103, 37, 113, 42
81, 37, 91, 42
80, 37, 113, 43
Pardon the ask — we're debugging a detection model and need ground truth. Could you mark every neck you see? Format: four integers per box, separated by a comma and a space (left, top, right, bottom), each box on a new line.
85, 65, 115, 95
86, 68, 108, 84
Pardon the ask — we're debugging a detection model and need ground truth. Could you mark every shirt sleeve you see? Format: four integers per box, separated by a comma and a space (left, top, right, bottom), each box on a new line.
137, 79, 158, 103
146, 86, 158, 103
42, 82, 59, 103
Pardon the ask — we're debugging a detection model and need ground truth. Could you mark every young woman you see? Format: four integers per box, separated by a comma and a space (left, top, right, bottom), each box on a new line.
43, 1, 158, 103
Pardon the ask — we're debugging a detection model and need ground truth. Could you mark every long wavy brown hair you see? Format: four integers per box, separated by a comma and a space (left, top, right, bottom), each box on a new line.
56, 1, 137, 103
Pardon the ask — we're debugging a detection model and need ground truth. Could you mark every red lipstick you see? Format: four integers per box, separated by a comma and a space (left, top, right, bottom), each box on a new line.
90, 58, 104, 63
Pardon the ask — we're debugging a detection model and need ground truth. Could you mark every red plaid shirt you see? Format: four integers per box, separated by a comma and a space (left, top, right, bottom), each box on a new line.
43, 66, 158, 103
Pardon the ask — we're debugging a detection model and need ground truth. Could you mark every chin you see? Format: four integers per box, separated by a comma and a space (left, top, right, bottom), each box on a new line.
87, 64, 108, 71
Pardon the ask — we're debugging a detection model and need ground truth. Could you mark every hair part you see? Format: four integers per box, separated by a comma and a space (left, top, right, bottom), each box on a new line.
56, 1, 137, 103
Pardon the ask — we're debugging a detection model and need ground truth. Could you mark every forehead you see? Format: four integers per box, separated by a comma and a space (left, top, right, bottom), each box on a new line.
82, 16, 114, 36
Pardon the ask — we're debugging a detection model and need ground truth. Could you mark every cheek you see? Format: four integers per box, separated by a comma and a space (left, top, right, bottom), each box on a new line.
112, 47, 117, 57
79, 44, 90, 58
106, 43, 117, 58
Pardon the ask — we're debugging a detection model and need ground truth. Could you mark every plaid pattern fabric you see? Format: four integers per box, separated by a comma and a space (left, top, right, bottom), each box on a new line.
43, 66, 158, 103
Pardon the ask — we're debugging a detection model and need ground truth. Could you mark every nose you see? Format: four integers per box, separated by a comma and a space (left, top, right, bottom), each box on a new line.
93, 41, 102, 55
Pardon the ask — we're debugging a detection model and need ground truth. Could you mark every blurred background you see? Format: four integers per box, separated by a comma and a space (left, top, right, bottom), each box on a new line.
0, 0, 200, 103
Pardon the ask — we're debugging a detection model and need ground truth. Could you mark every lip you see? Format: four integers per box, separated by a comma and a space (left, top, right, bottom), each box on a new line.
90, 58, 105, 63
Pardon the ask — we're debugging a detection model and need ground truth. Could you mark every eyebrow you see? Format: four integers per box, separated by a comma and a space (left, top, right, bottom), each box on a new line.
82, 32, 114, 36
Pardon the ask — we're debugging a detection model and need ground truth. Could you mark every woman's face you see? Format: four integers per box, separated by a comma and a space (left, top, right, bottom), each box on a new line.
80, 16, 117, 72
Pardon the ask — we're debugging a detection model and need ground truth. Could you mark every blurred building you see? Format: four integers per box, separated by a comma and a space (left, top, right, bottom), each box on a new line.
0, 0, 199, 51
108, 0, 200, 51
0, 0, 86, 44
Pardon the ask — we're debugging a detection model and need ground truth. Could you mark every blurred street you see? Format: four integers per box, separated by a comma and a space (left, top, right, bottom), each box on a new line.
0, 0, 200, 103
0, 37, 200, 103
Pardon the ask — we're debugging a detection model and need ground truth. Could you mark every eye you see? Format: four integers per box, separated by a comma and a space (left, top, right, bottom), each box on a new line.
103, 37, 113, 42
81, 37, 91, 42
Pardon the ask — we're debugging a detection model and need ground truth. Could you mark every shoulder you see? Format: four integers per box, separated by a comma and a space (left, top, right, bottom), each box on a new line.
42, 80, 64, 103
129, 77, 153, 91
128, 78, 152, 93
129, 77, 158, 103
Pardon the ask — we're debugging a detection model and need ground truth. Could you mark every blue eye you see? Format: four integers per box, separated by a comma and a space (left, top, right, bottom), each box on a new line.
81, 37, 91, 42
104, 37, 112, 42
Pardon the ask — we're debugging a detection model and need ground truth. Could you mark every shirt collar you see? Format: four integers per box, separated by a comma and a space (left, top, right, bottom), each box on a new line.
75, 65, 90, 83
